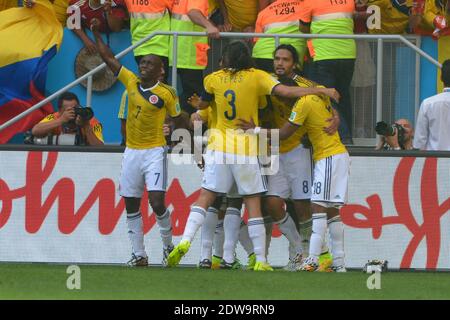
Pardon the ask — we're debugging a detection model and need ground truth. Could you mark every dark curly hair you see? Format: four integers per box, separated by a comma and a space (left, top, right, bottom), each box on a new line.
221, 41, 254, 72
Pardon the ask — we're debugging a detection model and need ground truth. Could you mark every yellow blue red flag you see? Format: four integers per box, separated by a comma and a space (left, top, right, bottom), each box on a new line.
0, 0, 63, 143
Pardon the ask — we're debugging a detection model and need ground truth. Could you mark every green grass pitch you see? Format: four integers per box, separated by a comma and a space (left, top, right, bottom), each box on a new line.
0, 263, 449, 300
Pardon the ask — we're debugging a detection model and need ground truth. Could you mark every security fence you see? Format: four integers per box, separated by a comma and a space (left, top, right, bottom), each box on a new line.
0, 32, 441, 146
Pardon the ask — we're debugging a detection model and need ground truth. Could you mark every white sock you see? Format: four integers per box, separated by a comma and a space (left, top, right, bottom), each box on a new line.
263, 216, 273, 257
328, 216, 345, 267
223, 207, 241, 263
309, 213, 327, 263
321, 230, 330, 254
126, 212, 146, 258
238, 220, 254, 256
156, 208, 173, 249
200, 207, 219, 261
248, 217, 267, 263
181, 206, 206, 243
299, 218, 312, 255
213, 219, 224, 258
276, 212, 303, 259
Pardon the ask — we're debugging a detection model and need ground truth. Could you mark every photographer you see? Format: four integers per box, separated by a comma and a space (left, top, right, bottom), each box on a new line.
31, 92, 104, 146
375, 119, 414, 150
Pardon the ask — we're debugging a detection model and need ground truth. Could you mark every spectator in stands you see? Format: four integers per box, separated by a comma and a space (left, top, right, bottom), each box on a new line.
375, 119, 414, 150
206, 0, 227, 73
351, 0, 377, 139
299, 0, 356, 144
417, 0, 450, 39
252, 0, 307, 73
123, 0, 171, 82
69, 0, 128, 55
413, 59, 450, 151
31, 92, 104, 146
170, 0, 220, 115
367, 0, 419, 133
217, 0, 270, 32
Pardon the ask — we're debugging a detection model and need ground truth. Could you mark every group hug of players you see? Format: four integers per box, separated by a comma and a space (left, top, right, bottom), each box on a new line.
92, 22, 350, 272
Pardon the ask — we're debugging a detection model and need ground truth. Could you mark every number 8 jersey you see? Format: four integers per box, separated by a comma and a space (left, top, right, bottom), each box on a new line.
203, 68, 279, 156
118, 66, 181, 149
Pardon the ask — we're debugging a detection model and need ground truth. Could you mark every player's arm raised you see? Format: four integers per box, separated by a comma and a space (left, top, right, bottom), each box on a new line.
273, 85, 340, 103
90, 18, 122, 75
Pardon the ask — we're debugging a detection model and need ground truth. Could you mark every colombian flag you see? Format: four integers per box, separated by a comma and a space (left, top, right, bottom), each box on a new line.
0, 0, 63, 143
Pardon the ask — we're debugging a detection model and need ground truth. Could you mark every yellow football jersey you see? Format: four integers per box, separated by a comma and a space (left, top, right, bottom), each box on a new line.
117, 67, 181, 149
204, 68, 279, 156
117, 89, 128, 120
269, 75, 323, 154
224, 0, 259, 31
289, 94, 347, 162
197, 103, 217, 129
0, 1, 16, 12
208, 0, 218, 16
197, 103, 221, 149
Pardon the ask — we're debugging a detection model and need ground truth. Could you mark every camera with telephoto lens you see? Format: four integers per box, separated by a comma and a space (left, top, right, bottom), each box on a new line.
74, 105, 94, 121
375, 121, 406, 149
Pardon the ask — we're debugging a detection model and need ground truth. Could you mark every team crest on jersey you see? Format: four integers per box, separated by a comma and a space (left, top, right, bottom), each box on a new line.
149, 95, 159, 104
137, 84, 164, 108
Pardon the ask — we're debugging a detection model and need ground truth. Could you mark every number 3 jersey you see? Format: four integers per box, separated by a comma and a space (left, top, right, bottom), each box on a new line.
203, 68, 279, 156
118, 66, 181, 149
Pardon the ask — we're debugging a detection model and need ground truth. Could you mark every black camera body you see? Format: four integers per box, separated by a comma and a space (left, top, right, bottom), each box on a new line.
74, 106, 94, 121
375, 121, 406, 149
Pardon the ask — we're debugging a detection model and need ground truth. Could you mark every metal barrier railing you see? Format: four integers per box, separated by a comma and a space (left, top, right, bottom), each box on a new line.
0, 31, 442, 134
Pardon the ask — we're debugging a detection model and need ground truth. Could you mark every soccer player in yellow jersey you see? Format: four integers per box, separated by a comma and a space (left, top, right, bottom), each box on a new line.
190, 102, 256, 270
260, 44, 339, 271
168, 41, 340, 271
241, 75, 350, 272
92, 20, 186, 267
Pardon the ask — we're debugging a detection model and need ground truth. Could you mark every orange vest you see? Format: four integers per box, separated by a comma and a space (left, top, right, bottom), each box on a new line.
125, 0, 173, 57
252, 0, 306, 61
170, 0, 210, 69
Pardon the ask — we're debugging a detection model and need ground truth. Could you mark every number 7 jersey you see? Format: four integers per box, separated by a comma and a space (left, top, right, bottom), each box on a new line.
203, 68, 279, 156
118, 66, 181, 149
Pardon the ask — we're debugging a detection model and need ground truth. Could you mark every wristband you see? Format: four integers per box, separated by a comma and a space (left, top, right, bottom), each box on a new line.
393, 147, 401, 150
253, 127, 261, 135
